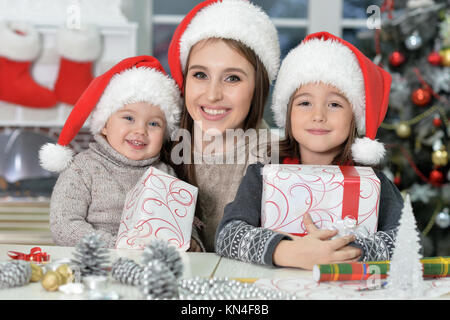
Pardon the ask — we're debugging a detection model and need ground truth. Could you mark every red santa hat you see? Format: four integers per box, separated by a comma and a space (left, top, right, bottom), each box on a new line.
39, 55, 182, 173
271, 31, 392, 166
168, 0, 280, 91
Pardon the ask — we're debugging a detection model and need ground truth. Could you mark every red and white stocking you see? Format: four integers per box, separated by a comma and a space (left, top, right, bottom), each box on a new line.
0, 21, 57, 108
54, 26, 102, 105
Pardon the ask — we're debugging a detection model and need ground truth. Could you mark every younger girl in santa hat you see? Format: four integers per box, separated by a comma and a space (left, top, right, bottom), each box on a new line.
215, 32, 405, 269
39, 56, 182, 248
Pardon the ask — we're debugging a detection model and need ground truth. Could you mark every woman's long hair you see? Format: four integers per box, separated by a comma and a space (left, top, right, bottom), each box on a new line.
170, 38, 270, 186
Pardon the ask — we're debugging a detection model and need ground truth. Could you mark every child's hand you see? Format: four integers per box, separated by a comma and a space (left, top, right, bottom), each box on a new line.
273, 213, 361, 270
188, 238, 203, 252
303, 213, 362, 262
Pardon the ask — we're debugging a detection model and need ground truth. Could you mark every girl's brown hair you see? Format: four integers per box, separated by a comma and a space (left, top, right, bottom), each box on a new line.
276, 92, 358, 166
170, 38, 270, 186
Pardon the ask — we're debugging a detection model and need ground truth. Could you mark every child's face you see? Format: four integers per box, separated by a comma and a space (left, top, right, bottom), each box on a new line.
184, 38, 255, 135
101, 102, 166, 161
290, 82, 353, 164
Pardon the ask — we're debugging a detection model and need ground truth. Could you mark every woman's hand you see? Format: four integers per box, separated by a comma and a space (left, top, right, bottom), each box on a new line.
273, 213, 361, 270
188, 237, 203, 252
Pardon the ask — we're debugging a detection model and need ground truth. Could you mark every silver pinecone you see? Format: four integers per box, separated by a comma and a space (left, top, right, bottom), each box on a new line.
140, 259, 178, 300
141, 240, 183, 279
71, 233, 109, 277
111, 257, 143, 286
0, 260, 32, 289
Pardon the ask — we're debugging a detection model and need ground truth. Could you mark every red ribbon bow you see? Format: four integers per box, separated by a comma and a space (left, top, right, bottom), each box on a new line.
7, 247, 50, 263
290, 166, 361, 237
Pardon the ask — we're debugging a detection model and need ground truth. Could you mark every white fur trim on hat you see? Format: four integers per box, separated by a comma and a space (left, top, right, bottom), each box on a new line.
272, 38, 366, 133
39, 143, 74, 173
179, 0, 280, 82
56, 25, 102, 62
0, 21, 41, 61
351, 137, 386, 165
89, 67, 182, 139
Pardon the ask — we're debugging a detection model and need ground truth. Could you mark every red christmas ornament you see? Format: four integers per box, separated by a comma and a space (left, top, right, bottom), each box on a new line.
429, 169, 444, 185
433, 116, 442, 127
394, 173, 401, 186
427, 51, 442, 66
411, 87, 432, 106
389, 51, 405, 67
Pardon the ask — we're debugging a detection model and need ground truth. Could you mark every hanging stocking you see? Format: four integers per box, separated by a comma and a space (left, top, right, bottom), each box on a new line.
0, 21, 57, 108
54, 25, 102, 105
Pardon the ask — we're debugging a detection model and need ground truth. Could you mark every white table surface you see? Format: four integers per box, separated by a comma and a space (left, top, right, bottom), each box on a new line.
1, 244, 449, 300
214, 256, 311, 280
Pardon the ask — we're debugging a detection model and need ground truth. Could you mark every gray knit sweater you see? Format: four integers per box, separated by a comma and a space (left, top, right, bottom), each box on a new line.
49, 134, 175, 248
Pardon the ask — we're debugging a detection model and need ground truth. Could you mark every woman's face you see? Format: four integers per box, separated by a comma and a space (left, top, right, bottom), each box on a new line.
184, 39, 256, 135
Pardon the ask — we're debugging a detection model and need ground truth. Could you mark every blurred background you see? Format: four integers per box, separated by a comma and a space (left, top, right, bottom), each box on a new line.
0, 0, 448, 256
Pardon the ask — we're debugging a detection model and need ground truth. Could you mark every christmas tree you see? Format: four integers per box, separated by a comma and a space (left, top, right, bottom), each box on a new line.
372, 0, 449, 256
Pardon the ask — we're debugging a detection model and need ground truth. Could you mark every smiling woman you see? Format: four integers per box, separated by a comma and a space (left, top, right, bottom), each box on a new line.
167, 0, 281, 252
184, 38, 256, 140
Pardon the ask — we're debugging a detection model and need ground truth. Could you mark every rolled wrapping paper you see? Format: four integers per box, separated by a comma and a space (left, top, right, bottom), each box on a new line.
313, 256, 450, 282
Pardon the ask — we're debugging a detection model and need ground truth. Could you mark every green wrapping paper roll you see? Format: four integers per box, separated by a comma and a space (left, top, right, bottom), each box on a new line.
313, 256, 450, 282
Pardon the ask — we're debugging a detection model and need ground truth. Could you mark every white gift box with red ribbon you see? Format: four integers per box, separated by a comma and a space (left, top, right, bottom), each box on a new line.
261, 164, 380, 237
115, 166, 198, 251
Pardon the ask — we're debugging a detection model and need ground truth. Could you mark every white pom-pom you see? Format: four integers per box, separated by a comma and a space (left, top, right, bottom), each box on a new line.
39, 143, 74, 173
351, 137, 386, 166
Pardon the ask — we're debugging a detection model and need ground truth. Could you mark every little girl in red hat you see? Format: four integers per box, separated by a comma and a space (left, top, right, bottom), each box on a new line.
39, 56, 182, 247
215, 32, 405, 269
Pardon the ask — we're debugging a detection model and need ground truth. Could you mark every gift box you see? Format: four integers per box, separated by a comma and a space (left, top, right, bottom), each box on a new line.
115, 166, 198, 251
261, 164, 380, 237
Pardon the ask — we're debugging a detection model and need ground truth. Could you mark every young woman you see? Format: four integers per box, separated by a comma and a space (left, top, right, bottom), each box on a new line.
168, 0, 281, 252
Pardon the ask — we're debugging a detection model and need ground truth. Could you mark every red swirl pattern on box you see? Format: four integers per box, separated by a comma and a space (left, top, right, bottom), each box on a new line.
115, 167, 198, 251
261, 165, 381, 237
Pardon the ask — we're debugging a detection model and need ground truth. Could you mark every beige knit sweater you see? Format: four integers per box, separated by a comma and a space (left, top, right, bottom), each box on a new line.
49, 134, 175, 248
193, 127, 277, 252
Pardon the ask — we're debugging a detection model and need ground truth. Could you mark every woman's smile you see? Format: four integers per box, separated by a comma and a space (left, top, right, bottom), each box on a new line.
199, 105, 232, 120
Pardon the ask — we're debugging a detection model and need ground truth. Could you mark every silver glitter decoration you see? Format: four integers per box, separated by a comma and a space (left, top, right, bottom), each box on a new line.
178, 277, 297, 300
71, 233, 109, 277
141, 240, 183, 279
404, 31, 423, 50
0, 260, 32, 289
435, 208, 450, 229
111, 257, 144, 286
140, 259, 178, 300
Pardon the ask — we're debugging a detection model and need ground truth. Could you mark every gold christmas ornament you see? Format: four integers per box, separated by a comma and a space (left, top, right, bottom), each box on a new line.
440, 48, 450, 67
56, 264, 74, 284
41, 270, 63, 291
30, 263, 43, 282
432, 148, 448, 167
396, 122, 411, 138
